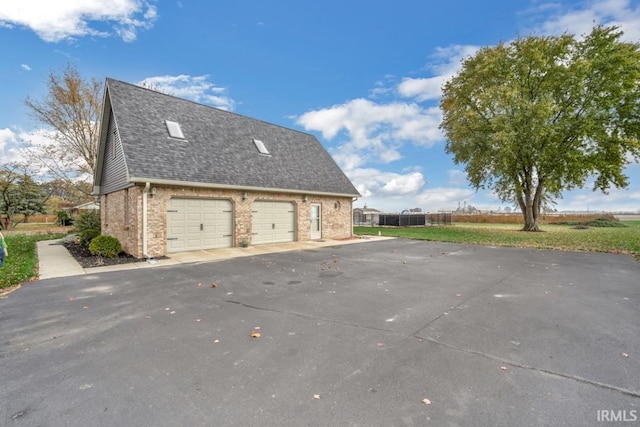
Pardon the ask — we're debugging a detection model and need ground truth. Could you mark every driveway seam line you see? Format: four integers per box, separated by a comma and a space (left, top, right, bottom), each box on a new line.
417, 335, 640, 399
226, 300, 640, 400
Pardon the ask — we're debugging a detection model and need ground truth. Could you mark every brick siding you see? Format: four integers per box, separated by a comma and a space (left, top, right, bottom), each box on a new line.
101, 185, 353, 258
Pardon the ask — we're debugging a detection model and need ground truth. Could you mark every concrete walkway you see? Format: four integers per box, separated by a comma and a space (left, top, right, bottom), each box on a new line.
37, 236, 392, 279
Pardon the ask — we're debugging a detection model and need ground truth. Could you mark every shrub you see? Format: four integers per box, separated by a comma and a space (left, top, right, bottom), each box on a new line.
56, 210, 69, 225
587, 217, 627, 228
89, 235, 123, 258
73, 210, 101, 245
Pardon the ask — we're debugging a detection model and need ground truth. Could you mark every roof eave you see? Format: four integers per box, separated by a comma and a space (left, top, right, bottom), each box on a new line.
128, 177, 361, 198
92, 82, 113, 193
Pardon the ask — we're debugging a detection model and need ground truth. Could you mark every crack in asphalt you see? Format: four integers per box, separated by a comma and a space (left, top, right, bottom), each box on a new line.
417, 335, 640, 399
225, 299, 403, 336
411, 267, 520, 337
225, 297, 640, 400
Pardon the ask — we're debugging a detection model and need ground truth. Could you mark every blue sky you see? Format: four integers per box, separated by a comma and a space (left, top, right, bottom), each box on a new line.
1, 0, 639, 213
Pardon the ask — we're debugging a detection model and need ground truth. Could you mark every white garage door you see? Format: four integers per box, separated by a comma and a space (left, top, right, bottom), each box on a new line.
252, 201, 295, 244
167, 198, 233, 252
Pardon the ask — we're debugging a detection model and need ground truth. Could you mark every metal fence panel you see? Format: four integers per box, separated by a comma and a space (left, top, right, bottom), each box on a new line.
375, 213, 451, 226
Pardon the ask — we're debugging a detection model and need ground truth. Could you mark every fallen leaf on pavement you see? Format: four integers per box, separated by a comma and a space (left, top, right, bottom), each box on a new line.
422, 398, 431, 405
313, 394, 321, 399
622, 352, 629, 358
211, 283, 218, 288
213, 339, 220, 343
500, 366, 508, 370
251, 331, 261, 338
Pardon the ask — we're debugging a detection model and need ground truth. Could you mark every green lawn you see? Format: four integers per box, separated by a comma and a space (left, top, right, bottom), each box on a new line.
2, 221, 637, 292
0, 233, 68, 291
354, 221, 640, 259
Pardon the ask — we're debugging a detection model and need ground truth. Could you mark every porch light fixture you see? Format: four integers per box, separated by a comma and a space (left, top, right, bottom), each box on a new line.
303, 195, 308, 203
242, 192, 248, 201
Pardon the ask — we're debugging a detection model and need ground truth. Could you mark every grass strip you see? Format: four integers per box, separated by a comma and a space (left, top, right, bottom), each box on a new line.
0, 233, 67, 291
355, 221, 640, 260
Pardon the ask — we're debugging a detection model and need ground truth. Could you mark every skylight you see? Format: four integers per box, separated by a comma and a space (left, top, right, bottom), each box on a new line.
253, 138, 270, 155
165, 120, 185, 139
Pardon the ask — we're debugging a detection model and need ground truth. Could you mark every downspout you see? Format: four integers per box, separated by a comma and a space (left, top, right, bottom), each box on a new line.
142, 182, 150, 258
351, 197, 358, 237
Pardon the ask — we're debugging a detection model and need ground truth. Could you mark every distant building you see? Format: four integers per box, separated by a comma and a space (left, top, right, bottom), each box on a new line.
353, 206, 381, 226
68, 201, 100, 216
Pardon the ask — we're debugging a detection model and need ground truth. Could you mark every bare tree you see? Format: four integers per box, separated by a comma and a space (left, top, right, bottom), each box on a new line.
24, 63, 103, 193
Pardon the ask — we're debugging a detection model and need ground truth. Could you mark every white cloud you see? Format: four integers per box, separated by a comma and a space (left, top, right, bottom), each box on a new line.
397, 45, 479, 102
348, 168, 426, 198
0, 127, 18, 155
415, 186, 477, 211
380, 172, 426, 196
557, 186, 640, 212
0, 127, 57, 166
296, 98, 442, 168
20, 64, 31, 71
447, 169, 467, 186
0, 0, 157, 42
138, 75, 236, 111
527, 0, 640, 41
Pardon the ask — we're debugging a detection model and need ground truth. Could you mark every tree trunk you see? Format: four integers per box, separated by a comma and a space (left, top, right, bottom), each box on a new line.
520, 181, 544, 231
522, 205, 539, 231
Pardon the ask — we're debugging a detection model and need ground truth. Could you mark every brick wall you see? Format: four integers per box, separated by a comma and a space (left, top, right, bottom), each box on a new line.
102, 184, 354, 258
101, 186, 141, 257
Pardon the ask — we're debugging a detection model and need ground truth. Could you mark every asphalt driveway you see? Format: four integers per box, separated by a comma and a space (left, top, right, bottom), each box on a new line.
1, 239, 639, 426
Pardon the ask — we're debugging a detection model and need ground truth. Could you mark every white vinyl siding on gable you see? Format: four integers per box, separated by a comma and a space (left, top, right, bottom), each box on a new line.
99, 114, 130, 195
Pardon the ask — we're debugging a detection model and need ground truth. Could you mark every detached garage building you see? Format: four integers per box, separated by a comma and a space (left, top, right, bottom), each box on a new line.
93, 79, 360, 259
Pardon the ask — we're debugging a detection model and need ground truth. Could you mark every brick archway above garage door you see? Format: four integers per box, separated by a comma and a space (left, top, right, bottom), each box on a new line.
167, 198, 233, 252
252, 201, 296, 244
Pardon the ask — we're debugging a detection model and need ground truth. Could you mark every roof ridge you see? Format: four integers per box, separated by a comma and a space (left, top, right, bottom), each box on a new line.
105, 78, 315, 139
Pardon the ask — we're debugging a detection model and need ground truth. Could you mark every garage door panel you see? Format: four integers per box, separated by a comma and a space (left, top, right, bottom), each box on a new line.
252, 201, 295, 244
167, 198, 233, 252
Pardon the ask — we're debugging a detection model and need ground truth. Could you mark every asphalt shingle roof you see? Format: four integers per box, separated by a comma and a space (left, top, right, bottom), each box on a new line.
101, 78, 360, 196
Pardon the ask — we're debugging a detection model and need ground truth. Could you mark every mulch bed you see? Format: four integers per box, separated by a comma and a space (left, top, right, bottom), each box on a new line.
62, 241, 143, 268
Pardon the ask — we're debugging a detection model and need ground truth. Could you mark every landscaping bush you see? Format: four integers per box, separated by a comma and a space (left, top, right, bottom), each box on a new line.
73, 210, 101, 245
56, 210, 69, 225
587, 217, 626, 227
89, 235, 123, 258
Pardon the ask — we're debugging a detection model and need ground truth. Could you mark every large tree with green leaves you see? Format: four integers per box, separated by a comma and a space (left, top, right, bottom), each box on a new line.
24, 63, 103, 195
0, 163, 49, 229
440, 26, 640, 231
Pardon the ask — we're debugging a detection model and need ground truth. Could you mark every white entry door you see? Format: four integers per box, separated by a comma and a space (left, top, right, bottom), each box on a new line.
310, 203, 321, 240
